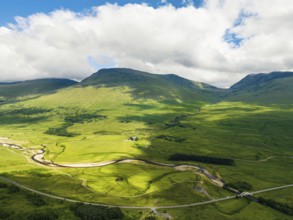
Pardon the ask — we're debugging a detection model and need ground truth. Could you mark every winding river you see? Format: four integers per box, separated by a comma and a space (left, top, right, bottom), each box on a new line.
1, 140, 224, 187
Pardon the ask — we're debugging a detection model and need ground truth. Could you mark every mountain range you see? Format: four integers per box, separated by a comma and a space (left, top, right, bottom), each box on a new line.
1, 68, 292, 104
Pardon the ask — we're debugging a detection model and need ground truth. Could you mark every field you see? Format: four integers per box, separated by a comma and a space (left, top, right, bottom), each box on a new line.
0, 85, 293, 219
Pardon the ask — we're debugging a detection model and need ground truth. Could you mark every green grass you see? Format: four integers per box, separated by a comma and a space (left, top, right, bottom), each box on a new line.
0, 78, 77, 99
226, 73, 293, 104
0, 84, 293, 219
165, 200, 292, 220
255, 187, 293, 206
0, 179, 76, 220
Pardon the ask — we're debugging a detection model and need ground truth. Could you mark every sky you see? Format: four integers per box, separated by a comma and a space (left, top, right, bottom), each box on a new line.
0, 0, 293, 87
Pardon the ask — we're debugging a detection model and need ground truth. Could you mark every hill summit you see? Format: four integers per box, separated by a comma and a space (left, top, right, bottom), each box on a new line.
0, 78, 77, 99
226, 71, 293, 104
1, 68, 292, 105
81, 68, 221, 102
230, 71, 293, 91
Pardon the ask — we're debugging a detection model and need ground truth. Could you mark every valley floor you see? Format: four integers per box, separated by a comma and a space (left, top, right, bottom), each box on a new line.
0, 87, 292, 219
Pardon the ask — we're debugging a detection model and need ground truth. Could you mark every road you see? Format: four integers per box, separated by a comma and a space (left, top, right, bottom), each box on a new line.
251, 184, 293, 195
0, 176, 292, 210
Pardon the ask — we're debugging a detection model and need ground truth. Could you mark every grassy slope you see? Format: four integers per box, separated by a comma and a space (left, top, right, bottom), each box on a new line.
0, 179, 78, 220
0, 78, 77, 99
225, 72, 293, 104
0, 86, 215, 206
81, 68, 221, 103
0, 70, 292, 219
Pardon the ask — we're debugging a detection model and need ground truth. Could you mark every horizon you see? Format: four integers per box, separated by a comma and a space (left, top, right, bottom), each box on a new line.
1, 67, 292, 89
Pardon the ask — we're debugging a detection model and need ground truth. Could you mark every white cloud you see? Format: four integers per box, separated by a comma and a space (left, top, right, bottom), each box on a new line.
0, 0, 293, 87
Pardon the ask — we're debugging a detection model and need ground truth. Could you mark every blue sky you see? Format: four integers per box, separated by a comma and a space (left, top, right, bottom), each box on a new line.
0, 0, 203, 25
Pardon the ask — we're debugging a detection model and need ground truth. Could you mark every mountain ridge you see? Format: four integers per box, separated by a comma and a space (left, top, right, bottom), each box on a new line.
1, 69, 292, 104
225, 71, 293, 104
80, 68, 221, 102
230, 71, 293, 91
0, 78, 77, 99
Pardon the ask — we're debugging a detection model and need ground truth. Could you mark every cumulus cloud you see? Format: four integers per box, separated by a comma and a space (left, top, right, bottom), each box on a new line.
0, 0, 293, 87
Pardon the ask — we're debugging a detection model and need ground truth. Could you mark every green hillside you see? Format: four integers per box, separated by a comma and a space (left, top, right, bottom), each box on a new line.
81, 68, 222, 103
225, 72, 293, 104
0, 68, 292, 219
0, 78, 77, 99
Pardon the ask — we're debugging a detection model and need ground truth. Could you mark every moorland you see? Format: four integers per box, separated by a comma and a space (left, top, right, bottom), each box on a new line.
0, 68, 292, 220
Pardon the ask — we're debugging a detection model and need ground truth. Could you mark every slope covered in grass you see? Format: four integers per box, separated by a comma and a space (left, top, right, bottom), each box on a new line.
81, 68, 222, 103
0, 68, 292, 218
0, 78, 77, 99
225, 72, 293, 104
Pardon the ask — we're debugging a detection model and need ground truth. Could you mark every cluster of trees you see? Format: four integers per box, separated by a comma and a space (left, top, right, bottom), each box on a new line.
168, 153, 235, 165
65, 113, 107, 124
156, 135, 185, 143
1, 107, 51, 116
70, 203, 124, 220
257, 197, 293, 216
44, 124, 78, 137
224, 181, 252, 192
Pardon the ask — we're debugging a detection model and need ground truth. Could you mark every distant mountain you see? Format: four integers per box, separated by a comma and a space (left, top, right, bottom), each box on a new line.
0, 78, 77, 99
1, 69, 291, 105
81, 68, 222, 102
225, 71, 293, 104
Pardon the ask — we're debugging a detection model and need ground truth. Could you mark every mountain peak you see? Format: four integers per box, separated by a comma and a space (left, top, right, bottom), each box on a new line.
80, 68, 219, 102
230, 71, 293, 91
226, 71, 293, 104
81, 68, 159, 86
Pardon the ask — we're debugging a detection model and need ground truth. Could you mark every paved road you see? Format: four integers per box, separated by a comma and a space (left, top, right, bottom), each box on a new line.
1, 176, 292, 210
251, 184, 293, 195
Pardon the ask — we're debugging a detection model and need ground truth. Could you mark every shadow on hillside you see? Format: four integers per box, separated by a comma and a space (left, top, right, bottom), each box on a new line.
2, 167, 209, 207
80, 68, 218, 103
117, 101, 293, 163
0, 116, 49, 125
213, 108, 293, 149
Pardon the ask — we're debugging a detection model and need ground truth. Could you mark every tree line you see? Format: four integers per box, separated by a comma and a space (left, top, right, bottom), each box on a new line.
257, 197, 293, 216
168, 153, 235, 165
